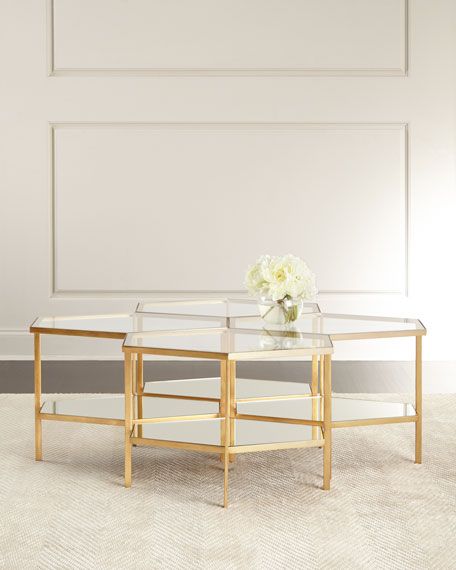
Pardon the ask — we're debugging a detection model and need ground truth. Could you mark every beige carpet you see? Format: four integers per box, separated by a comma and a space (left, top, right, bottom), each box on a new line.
1, 394, 455, 570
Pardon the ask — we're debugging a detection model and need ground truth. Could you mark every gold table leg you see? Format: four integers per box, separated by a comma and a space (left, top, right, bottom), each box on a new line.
319, 354, 325, 433
223, 359, 231, 508
229, 361, 236, 463
34, 333, 42, 461
124, 352, 133, 488
311, 355, 319, 442
137, 353, 144, 439
323, 354, 332, 490
132, 354, 138, 437
220, 362, 226, 461
415, 336, 422, 464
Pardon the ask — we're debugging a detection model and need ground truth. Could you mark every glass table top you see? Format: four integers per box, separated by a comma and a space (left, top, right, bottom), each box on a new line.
30, 313, 221, 337
230, 313, 425, 339
124, 329, 333, 359
136, 298, 320, 319
30, 299, 425, 342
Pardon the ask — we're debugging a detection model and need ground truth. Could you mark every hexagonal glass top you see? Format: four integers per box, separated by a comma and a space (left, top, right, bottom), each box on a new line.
30, 299, 425, 342
30, 313, 221, 337
124, 329, 333, 360
136, 298, 320, 319
230, 313, 425, 339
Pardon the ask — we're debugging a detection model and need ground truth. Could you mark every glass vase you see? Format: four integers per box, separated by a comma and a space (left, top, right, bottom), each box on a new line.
258, 297, 304, 325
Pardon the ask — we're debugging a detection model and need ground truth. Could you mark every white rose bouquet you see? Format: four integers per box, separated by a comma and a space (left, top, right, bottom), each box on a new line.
245, 254, 317, 324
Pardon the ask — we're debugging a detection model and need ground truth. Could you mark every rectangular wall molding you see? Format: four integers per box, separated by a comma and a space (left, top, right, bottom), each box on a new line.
50, 122, 409, 298
48, 0, 408, 76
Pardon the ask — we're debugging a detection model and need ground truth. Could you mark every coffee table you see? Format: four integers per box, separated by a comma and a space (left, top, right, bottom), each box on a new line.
122, 327, 333, 507
29, 298, 426, 507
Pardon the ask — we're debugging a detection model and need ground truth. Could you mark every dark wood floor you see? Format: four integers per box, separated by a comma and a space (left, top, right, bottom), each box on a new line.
1, 360, 449, 393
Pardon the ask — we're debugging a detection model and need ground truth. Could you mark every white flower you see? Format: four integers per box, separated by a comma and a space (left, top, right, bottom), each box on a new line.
244, 255, 270, 297
244, 254, 317, 301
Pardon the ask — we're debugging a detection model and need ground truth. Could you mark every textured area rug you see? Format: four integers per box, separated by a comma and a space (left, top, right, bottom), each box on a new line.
0, 394, 455, 570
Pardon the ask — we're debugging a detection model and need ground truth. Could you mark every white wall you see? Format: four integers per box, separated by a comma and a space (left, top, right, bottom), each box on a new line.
0, 0, 455, 361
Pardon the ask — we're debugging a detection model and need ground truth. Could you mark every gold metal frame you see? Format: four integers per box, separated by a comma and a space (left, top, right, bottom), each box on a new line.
122, 343, 332, 507
30, 303, 426, 507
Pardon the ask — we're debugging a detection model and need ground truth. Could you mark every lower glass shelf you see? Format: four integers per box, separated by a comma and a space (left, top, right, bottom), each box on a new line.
238, 396, 415, 422
143, 377, 312, 399
40, 395, 218, 421
236, 420, 316, 446
331, 397, 415, 422
41, 396, 125, 420
40, 378, 416, 428
134, 418, 318, 447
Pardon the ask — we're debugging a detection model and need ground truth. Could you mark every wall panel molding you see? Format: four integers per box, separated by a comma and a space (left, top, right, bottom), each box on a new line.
48, 0, 408, 77
49, 122, 409, 298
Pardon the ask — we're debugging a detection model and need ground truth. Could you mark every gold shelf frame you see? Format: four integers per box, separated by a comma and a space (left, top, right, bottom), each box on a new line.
29, 303, 426, 508
122, 344, 332, 508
